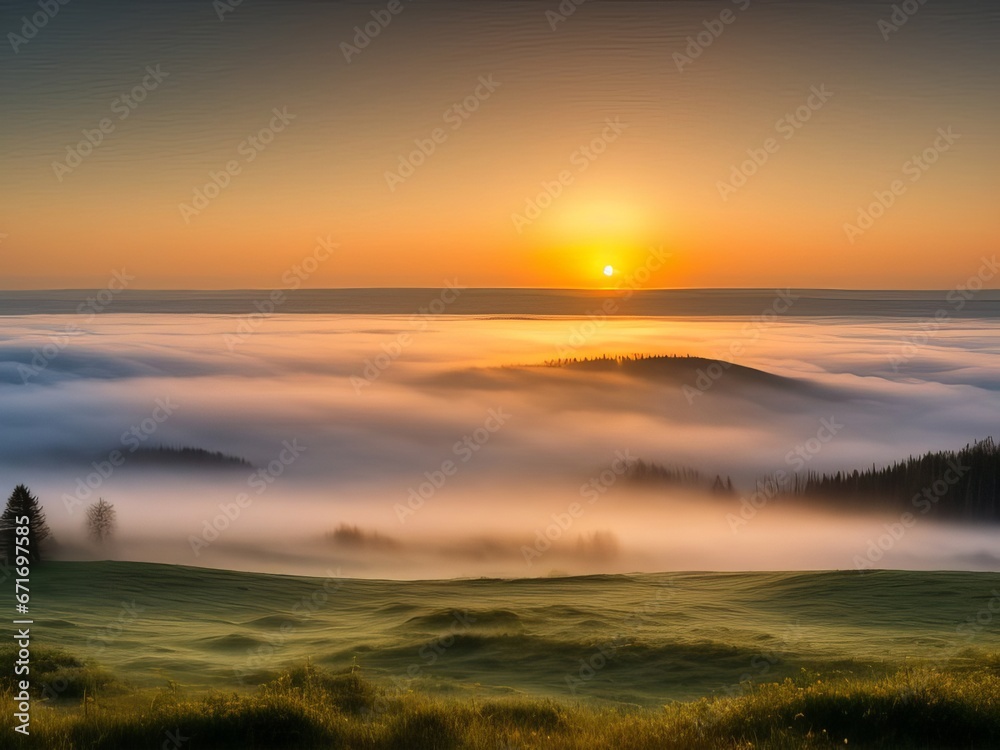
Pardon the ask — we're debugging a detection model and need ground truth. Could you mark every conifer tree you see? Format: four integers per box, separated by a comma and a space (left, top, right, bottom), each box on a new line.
0, 485, 53, 564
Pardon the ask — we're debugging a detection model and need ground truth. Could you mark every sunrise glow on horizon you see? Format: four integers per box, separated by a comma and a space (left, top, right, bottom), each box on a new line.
2, 1, 997, 291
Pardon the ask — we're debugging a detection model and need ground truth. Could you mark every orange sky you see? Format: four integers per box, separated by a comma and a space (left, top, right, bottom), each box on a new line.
2, 1, 997, 289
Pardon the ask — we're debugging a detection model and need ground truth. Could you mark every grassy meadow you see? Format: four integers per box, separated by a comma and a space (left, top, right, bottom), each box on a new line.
1, 562, 998, 747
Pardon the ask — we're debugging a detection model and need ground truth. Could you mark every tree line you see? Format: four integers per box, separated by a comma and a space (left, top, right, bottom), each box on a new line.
777, 437, 1000, 521
627, 459, 736, 495
0, 485, 117, 563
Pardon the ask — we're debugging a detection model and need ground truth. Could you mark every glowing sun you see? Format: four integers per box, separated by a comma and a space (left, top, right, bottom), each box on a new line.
603, 265, 614, 277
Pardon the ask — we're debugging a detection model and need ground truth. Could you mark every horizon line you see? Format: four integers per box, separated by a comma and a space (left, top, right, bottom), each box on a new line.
1, 286, 995, 294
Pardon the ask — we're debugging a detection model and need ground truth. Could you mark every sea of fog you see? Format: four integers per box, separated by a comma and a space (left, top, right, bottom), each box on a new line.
1, 301, 999, 578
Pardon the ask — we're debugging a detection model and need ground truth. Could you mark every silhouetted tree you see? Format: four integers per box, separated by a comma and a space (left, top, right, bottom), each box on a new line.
0, 485, 52, 564
711, 475, 736, 495
775, 438, 1000, 521
627, 458, 703, 487
86, 498, 117, 545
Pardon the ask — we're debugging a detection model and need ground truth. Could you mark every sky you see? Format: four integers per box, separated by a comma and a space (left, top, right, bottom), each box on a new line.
1, 0, 998, 290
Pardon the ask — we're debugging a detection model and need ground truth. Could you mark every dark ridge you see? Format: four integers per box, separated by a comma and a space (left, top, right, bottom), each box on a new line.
128, 445, 253, 470
768, 437, 1000, 522
539, 353, 807, 389
544, 353, 727, 371
4, 288, 1000, 317
417, 353, 841, 403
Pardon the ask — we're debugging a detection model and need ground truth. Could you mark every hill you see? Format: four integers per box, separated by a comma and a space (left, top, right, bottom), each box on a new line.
421, 354, 837, 402
5, 562, 999, 749
778, 437, 1000, 521
127, 445, 253, 470
27, 562, 1000, 703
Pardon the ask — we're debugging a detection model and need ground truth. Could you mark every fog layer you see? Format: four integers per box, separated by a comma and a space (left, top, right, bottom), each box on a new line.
1, 313, 998, 578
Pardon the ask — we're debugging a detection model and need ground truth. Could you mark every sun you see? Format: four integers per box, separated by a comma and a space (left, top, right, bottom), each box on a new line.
603, 265, 614, 277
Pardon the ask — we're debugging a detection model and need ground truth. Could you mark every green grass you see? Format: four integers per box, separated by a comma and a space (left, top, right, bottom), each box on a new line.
14, 562, 1000, 747
28, 563, 1000, 704
2, 659, 999, 749
0, 645, 120, 701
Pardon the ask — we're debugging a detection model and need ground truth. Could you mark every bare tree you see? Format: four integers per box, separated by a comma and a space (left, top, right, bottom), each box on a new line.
86, 498, 116, 545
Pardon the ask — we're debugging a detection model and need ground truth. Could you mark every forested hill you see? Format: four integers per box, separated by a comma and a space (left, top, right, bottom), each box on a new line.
787, 438, 999, 521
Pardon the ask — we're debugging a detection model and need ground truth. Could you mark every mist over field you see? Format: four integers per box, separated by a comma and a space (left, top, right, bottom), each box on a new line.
2, 312, 999, 579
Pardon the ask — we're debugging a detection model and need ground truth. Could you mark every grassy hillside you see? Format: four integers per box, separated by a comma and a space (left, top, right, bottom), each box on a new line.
24, 563, 1000, 699
4, 562, 999, 748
